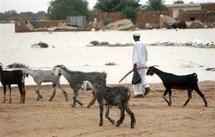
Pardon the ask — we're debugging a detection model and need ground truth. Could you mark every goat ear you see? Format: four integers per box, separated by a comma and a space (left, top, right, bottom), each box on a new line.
152, 65, 159, 67
0, 63, 3, 67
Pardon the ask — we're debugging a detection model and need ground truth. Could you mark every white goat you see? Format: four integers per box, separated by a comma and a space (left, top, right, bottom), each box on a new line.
22, 68, 68, 101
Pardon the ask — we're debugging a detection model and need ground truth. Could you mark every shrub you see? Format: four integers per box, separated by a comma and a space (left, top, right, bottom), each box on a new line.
7, 63, 28, 68
103, 18, 113, 26
90, 40, 100, 46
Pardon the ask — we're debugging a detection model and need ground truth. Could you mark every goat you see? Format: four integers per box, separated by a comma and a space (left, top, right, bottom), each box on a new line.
52, 65, 107, 107
22, 68, 68, 101
0, 63, 26, 103
146, 66, 208, 107
83, 81, 135, 128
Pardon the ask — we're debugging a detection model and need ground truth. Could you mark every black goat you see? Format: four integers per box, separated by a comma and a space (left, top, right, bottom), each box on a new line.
0, 64, 26, 103
146, 66, 208, 107
84, 81, 136, 128
53, 65, 107, 107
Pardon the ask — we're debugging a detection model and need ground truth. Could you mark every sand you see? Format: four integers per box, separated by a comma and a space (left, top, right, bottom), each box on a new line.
0, 81, 214, 137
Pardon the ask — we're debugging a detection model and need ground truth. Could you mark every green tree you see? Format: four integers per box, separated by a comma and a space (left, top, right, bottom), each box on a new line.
121, 6, 138, 23
48, 0, 88, 20
145, 0, 167, 11
94, 0, 139, 12
94, 0, 139, 23
0, 10, 17, 21
174, 0, 184, 4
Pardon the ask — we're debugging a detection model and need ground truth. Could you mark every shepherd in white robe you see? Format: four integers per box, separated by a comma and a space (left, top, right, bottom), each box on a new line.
132, 31, 150, 97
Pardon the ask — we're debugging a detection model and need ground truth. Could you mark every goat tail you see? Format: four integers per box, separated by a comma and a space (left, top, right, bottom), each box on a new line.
102, 71, 107, 79
193, 73, 198, 81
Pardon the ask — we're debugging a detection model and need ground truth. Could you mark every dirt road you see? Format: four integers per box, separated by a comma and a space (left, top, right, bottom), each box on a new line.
0, 81, 214, 137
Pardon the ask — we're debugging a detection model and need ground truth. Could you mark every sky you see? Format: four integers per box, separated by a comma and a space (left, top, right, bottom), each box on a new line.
0, 0, 215, 13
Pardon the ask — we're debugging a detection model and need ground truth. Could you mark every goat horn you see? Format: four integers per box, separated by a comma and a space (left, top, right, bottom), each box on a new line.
119, 66, 149, 83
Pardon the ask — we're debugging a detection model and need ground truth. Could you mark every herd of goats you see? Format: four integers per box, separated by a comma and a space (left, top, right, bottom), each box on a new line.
0, 63, 208, 128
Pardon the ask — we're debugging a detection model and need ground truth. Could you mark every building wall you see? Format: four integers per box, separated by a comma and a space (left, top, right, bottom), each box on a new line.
136, 11, 170, 28
89, 11, 171, 28
178, 10, 206, 22
100, 12, 122, 22
205, 12, 215, 23
31, 20, 66, 28
201, 3, 215, 11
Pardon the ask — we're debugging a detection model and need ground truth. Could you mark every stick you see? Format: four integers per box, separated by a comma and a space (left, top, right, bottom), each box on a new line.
119, 66, 149, 83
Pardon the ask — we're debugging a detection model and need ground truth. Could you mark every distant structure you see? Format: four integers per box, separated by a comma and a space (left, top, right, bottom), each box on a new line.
167, 3, 201, 19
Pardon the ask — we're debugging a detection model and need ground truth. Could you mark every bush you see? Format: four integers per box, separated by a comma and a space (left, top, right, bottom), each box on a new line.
38, 42, 49, 48
103, 18, 113, 26
7, 63, 28, 68
100, 42, 110, 45
105, 62, 116, 66
90, 40, 100, 46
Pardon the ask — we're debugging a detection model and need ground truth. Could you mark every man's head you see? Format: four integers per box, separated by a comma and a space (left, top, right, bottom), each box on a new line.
133, 31, 140, 41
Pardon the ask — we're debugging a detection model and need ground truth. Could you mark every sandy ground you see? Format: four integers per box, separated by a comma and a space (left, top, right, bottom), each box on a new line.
0, 81, 214, 137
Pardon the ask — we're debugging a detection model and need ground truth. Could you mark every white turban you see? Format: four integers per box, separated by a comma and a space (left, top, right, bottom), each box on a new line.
133, 31, 141, 37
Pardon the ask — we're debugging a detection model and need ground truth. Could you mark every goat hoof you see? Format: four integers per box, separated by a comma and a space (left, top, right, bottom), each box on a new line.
110, 120, 115, 125
131, 122, 135, 128
116, 123, 120, 127
99, 123, 103, 126
116, 121, 121, 127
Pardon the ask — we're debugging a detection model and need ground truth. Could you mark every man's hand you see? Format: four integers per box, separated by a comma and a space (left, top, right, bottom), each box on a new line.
133, 64, 137, 72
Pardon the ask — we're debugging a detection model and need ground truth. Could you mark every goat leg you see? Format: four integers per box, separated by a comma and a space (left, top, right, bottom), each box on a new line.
63, 90, 68, 101
18, 84, 25, 104
87, 92, 99, 108
72, 90, 83, 107
35, 90, 43, 101
169, 91, 172, 106
22, 83, 26, 104
76, 99, 83, 106
116, 107, 125, 127
57, 83, 68, 101
194, 87, 208, 107
163, 89, 171, 106
49, 88, 56, 101
105, 106, 115, 125
23, 91, 26, 104
124, 102, 136, 128
3, 85, 6, 103
9, 85, 12, 103
99, 105, 104, 126
183, 89, 192, 107
163, 96, 171, 106
9, 86, 12, 103
87, 98, 96, 108
35, 84, 43, 101
72, 96, 77, 107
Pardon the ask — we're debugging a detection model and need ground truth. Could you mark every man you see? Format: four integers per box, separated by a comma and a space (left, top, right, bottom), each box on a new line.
132, 31, 150, 98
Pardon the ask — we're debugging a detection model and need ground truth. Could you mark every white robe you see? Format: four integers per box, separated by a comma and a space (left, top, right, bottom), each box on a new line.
132, 41, 149, 95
